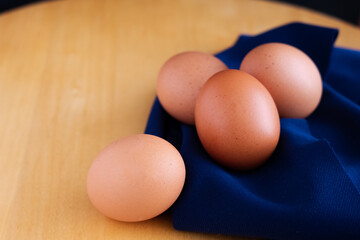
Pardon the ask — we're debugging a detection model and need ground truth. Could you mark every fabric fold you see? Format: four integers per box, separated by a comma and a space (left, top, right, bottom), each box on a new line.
145, 22, 360, 239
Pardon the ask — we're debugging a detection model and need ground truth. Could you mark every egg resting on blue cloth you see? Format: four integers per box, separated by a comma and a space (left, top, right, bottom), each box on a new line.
145, 22, 360, 239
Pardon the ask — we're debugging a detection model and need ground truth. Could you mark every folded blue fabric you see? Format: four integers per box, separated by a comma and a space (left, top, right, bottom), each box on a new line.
145, 22, 360, 239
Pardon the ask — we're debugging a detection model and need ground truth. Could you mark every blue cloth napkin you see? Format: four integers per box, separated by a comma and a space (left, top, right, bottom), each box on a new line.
145, 22, 360, 239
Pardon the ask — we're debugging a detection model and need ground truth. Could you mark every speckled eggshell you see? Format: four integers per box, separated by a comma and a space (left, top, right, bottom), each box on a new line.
87, 134, 186, 222
240, 42, 322, 118
195, 69, 280, 170
157, 51, 228, 125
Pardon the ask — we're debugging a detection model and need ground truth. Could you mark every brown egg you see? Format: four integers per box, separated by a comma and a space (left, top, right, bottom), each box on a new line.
157, 51, 228, 125
240, 42, 322, 118
195, 70, 280, 170
87, 134, 186, 222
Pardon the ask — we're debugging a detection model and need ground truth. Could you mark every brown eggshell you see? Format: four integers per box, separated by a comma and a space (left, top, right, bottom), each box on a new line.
240, 42, 322, 118
87, 134, 186, 222
157, 51, 228, 125
195, 69, 280, 170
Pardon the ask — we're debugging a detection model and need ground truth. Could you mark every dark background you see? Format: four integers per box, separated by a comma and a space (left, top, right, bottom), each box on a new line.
0, 0, 359, 26
0, 0, 46, 13
276, 0, 360, 25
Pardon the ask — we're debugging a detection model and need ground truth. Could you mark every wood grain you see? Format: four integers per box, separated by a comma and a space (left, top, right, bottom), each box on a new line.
0, 0, 359, 239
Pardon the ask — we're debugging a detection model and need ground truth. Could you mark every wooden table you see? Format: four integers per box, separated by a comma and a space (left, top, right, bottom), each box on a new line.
1, 0, 359, 239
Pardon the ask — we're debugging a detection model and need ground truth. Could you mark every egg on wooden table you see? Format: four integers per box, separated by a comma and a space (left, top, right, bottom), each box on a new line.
87, 134, 186, 222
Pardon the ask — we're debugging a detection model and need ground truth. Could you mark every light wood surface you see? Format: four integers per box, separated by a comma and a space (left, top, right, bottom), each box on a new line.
1, 0, 359, 239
